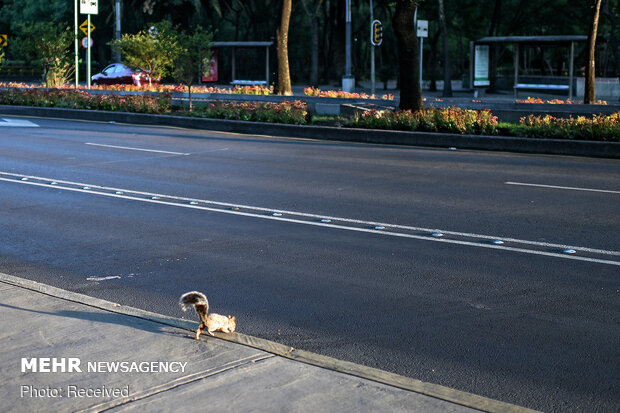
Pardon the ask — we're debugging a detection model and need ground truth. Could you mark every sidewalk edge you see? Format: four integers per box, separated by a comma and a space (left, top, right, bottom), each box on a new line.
0, 272, 540, 413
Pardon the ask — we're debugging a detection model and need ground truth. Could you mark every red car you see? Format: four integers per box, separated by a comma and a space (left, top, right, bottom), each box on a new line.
91, 63, 159, 86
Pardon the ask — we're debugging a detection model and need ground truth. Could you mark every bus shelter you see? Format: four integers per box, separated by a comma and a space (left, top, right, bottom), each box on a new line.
470, 35, 587, 99
211, 41, 273, 86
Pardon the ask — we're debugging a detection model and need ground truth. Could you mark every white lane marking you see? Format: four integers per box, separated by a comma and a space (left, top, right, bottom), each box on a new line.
1, 171, 619, 266
0, 118, 39, 127
85, 142, 190, 156
506, 181, 620, 195
86, 276, 121, 281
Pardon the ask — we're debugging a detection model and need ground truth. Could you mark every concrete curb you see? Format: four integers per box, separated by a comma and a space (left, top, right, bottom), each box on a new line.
1, 105, 618, 159
0, 272, 540, 413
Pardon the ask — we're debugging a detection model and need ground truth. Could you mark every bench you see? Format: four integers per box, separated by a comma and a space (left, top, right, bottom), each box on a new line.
230, 80, 268, 86
514, 83, 569, 97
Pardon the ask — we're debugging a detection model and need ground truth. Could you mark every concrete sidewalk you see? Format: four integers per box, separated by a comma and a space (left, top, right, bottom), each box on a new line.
0, 273, 538, 413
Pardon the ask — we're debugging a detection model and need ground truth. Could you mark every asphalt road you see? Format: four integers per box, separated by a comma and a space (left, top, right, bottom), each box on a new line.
0, 116, 618, 412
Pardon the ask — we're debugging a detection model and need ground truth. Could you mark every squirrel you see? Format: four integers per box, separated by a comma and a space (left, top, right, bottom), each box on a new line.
180, 291, 237, 340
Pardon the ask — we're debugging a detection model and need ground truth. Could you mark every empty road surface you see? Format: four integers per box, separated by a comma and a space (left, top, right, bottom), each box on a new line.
0, 116, 618, 412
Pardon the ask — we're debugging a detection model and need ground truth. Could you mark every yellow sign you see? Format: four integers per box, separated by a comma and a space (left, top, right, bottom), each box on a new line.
0, 34, 7, 47
79, 20, 95, 36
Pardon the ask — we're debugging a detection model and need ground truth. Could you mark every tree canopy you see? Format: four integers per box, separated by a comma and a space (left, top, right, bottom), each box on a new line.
0, 0, 618, 90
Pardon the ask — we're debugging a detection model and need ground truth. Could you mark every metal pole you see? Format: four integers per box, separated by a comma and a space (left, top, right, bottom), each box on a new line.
414, 8, 420, 88
345, 0, 351, 77
514, 43, 519, 99
74, 0, 78, 88
342, 0, 353, 92
265, 46, 270, 85
115, 0, 121, 62
232, 47, 236, 81
370, 0, 375, 95
569, 41, 574, 100
469, 41, 473, 91
419, 37, 423, 87
87, 14, 91, 89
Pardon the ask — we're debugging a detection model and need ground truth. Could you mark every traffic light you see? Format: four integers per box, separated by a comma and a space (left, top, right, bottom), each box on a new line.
371, 20, 382, 46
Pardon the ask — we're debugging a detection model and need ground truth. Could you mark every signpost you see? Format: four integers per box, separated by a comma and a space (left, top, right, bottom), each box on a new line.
79, 0, 98, 89
416, 20, 428, 87
79, 20, 95, 36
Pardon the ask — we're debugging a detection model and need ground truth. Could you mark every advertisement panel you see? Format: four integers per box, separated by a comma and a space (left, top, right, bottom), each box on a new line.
201, 49, 218, 83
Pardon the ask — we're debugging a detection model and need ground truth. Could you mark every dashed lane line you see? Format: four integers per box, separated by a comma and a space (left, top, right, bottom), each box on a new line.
85, 142, 190, 156
505, 181, 620, 195
1, 171, 618, 267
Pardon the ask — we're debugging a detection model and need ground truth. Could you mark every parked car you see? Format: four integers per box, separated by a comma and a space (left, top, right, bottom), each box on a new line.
91, 63, 159, 86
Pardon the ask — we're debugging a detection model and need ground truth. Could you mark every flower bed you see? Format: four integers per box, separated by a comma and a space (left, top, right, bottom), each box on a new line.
0, 82, 272, 95
516, 113, 620, 141
351, 107, 499, 135
516, 96, 608, 105
303, 87, 394, 100
193, 100, 308, 125
1, 87, 618, 141
0, 88, 171, 113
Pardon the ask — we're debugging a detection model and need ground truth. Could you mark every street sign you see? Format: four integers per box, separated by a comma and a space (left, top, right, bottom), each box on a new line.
80, 0, 98, 15
0, 34, 7, 47
371, 20, 383, 46
79, 20, 95, 36
81, 37, 93, 49
417, 20, 428, 38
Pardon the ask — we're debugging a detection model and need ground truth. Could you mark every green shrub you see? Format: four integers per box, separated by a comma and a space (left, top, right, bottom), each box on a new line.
0, 88, 171, 114
351, 106, 498, 135
197, 100, 308, 125
519, 113, 620, 141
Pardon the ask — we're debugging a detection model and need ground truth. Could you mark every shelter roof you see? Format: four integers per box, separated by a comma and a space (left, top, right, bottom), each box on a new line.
475, 35, 587, 45
212, 41, 273, 47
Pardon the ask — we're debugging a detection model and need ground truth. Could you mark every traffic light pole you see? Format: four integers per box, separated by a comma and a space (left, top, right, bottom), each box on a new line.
370, 0, 375, 95
342, 0, 354, 92
74, 0, 78, 88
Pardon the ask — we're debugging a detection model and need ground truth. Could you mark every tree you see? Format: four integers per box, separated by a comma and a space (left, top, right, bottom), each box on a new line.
585, 0, 603, 103
393, 0, 423, 111
11, 22, 73, 87
301, 0, 324, 87
277, 0, 293, 95
173, 26, 213, 111
601, 0, 620, 80
109, 21, 181, 86
438, 0, 452, 97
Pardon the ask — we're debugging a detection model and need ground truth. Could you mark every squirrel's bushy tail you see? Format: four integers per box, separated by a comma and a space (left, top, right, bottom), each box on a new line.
180, 291, 209, 321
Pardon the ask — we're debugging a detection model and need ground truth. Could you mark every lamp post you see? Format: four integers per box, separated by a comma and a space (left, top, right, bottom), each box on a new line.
115, 0, 121, 62
342, 0, 354, 92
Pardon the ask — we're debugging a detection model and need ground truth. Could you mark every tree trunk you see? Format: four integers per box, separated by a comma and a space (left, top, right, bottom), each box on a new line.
302, 0, 323, 87
277, 0, 293, 96
488, 0, 502, 36
188, 84, 193, 112
438, 0, 452, 97
394, 0, 422, 111
602, 0, 620, 79
310, 16, 320, 86
585, 0, 603, 103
